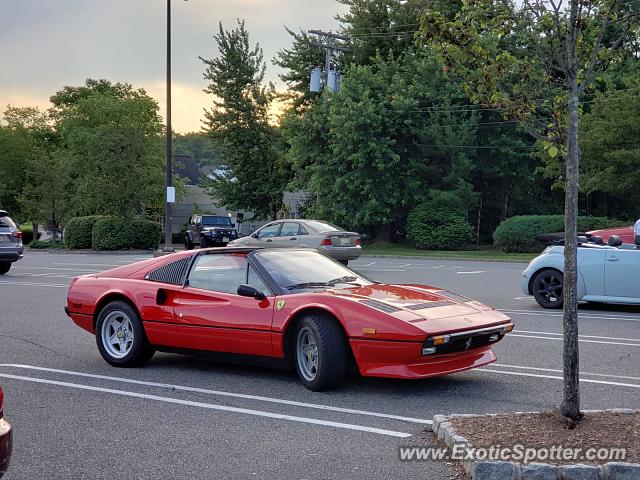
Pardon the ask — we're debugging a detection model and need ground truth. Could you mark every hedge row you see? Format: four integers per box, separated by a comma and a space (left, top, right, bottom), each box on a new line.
493, 215, 626, 253
65, 216, 161, 250
406, 203, 474, 250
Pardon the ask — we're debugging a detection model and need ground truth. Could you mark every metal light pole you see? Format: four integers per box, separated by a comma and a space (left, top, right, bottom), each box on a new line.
163, 0, 181, 252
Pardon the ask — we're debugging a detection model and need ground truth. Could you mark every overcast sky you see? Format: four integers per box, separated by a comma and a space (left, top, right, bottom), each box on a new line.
0, 0, 346, 132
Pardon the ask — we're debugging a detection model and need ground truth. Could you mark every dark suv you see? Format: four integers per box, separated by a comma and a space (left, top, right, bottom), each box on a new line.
184, 214, 238, 249
0, 211, 23, 275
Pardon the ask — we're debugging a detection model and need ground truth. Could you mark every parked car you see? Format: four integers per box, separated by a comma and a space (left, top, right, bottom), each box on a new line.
0, 386, 12, 478
587, 225, 634, 244
521, 235, 640, 308
66, 247, 513, 391
227, 219, 361, 265
184, 214, 238, 249
0, 210, 23, 275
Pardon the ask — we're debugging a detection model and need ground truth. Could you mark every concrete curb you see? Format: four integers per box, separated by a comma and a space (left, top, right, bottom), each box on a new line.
432, 409, 640, 480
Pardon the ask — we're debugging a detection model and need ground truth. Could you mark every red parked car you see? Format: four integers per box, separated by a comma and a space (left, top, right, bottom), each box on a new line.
66, 248, 513, 390
0, 387, 12, 478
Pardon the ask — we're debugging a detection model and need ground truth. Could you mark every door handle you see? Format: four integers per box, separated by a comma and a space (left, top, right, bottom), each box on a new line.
607, 256, 620, 262
290, 237, 297, 240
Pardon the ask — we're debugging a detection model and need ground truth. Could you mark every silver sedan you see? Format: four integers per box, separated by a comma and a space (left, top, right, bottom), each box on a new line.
227, 219, 361, 264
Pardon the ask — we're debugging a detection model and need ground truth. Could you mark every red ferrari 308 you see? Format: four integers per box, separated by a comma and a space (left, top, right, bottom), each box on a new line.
66, 248, 513, 390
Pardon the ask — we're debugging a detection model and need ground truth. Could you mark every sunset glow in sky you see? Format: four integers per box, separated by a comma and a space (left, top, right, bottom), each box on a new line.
0, 0, 345, 132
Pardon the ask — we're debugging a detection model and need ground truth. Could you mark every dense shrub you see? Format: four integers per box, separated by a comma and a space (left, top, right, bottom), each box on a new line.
29, 240, 66, 249
407, 203, 474, 250
493, 215, 626, 253
65, 216, 106, 249
92, 217, 161, 250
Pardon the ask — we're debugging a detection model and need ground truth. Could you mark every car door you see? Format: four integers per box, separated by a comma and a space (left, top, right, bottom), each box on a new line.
275, 222, 301, 248
604, 248, 640, 298
247, 222, 281, 247
174, 252, 274, 356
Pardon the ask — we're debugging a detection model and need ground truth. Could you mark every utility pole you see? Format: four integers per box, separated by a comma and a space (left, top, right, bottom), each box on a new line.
163, 0, 174, 252
308, 30, 350, 96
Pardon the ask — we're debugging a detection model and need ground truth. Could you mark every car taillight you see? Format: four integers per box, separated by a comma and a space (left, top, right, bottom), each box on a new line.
356, 237, 362, 246
15, 231, 22, 239
0, 387, 3, 418
320, 237, 332, 246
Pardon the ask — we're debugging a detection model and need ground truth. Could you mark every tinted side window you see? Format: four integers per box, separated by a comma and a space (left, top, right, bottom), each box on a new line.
257, 223, 281, 238
280, 222, 299, 236
188, 254, 248, 294
248, 265, 269, 294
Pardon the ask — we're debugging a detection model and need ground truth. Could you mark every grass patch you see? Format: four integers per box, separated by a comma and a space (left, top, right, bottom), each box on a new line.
361, 243, 536, 262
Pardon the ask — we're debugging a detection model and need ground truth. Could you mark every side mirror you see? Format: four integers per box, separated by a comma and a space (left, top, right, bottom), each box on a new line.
231, 223, 236, 228
237, 284, 266, 300
251, 232, 258, 238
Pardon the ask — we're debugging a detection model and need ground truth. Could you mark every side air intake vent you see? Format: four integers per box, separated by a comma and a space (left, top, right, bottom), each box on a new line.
146, 258, 190, 285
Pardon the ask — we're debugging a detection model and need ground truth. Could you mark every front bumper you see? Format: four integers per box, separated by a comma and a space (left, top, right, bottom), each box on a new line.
350, 339, 497, 379
521, 268, 533, 295
0, 418, 12, 478
202, 231, 238, 244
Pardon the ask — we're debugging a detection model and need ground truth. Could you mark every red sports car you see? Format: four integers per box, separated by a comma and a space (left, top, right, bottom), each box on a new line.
0, 386, 12, 479
66, 248, 513, 390
587, 225, 634, 244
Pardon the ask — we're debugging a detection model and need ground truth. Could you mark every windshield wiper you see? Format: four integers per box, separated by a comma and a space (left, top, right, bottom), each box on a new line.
327, 276, 361, 286
285, 282, 333, 291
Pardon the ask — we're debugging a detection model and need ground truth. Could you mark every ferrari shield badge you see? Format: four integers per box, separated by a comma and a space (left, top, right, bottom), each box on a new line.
276, 299, 286, 311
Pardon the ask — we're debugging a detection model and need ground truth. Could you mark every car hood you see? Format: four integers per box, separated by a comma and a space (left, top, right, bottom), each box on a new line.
325, 283, 511, 335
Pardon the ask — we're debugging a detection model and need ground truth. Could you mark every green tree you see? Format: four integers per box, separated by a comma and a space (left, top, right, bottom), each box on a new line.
421, 0, 640, 421
58, 87, 165, 218
284, 52, 480, 240
174, 132, 222, 168
201, 20, 285, 219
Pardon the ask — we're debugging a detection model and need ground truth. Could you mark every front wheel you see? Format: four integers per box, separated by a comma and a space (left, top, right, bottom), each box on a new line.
184, 236, 194, 250
294, 314, 347, 391
0, 263, 10, 275
95, 301, 154, 367
532, 269, 564, 309
200, 237, 208, 248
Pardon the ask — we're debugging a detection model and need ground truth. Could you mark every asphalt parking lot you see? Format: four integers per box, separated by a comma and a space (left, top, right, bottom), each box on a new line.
1, 252, 639, 479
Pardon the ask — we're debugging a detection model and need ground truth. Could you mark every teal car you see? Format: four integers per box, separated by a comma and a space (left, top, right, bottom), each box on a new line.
521, 236, 640, 308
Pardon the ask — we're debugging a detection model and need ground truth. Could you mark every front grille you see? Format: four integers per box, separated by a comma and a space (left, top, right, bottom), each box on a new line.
423, 326, 506, 355
146, 258, 190, 285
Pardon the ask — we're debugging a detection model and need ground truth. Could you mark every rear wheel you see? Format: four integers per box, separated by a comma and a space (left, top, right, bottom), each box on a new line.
0, 263, 10, 275
532, 269, 564, 309
95, 301, 154, 367
294, 313, 347, 391
338, 259, 349, 266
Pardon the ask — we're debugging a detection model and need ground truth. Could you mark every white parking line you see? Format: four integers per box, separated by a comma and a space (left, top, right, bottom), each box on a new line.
456, 271, 486, 275
480, 368, 640, 389
53, 262, 121, 267
0, 280, 67, 288
0, 372, 412, 438
508, 333, 640, 347
515, 329, 640, 343
11, 266, 98, 272
502, 309, 640, 323
0, 364, 432, 425
493, 363, 640, 382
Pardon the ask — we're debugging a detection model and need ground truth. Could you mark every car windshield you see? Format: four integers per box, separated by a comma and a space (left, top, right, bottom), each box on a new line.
201, 216, 232, 226
304, 220, 343, 233
254, 250, 374, 291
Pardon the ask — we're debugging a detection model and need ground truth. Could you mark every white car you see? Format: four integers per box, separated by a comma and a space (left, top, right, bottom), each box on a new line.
521, 236, 640, 308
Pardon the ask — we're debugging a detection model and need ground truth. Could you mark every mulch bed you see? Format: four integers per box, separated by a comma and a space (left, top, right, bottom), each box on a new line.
448, 411, 640, 466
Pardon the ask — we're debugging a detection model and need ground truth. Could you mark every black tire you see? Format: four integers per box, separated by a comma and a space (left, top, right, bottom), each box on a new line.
293, 313, 348, 391
184, 236, 194, 250
338, 259, 349, 266
200, 237, 208, 248
532, 269, 564, 309
95, 300, 155, 367
0, 263, 10, 275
